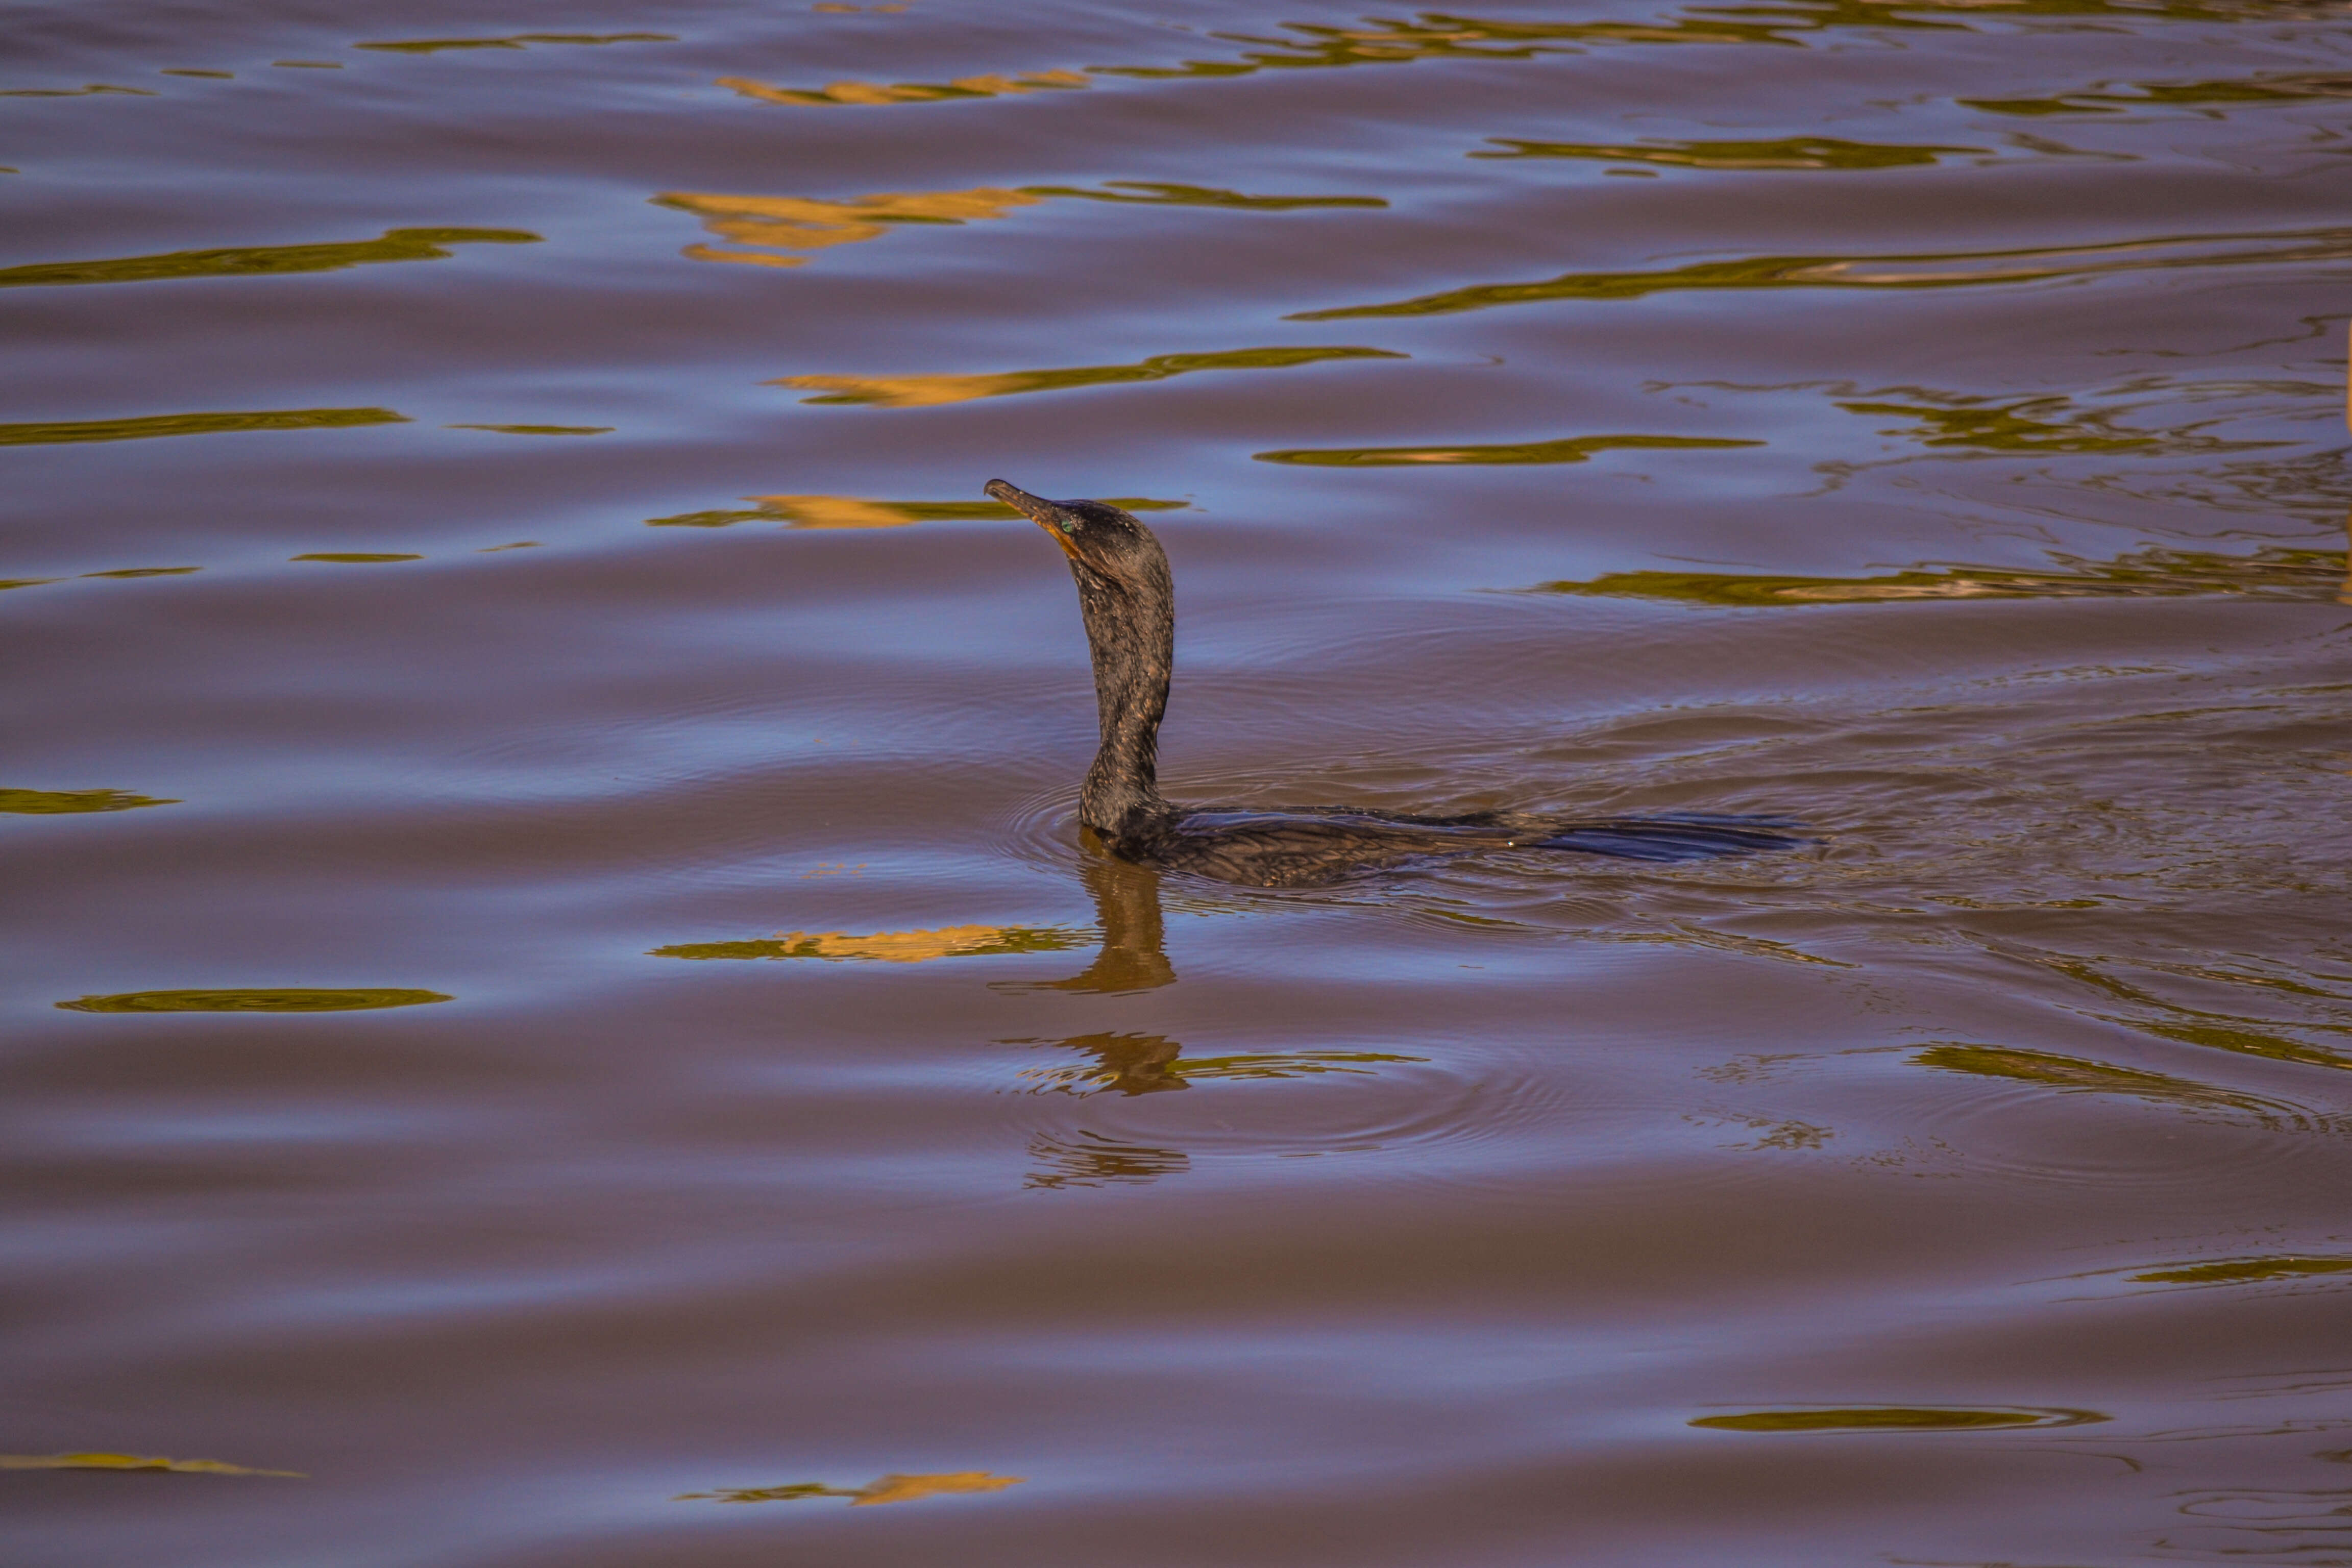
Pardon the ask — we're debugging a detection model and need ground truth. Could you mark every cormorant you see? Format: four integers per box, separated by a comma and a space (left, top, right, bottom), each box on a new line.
986, 479, 1804, 888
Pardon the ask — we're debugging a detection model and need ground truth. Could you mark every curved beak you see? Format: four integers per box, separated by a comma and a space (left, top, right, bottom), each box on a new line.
986, 478, 1083, 561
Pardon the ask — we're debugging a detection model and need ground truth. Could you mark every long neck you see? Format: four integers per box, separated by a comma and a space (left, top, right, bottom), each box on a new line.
1072, 556, 1173, 836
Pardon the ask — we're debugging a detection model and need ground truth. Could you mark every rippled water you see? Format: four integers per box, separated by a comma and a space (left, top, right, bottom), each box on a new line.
7, 2, 2351, 1563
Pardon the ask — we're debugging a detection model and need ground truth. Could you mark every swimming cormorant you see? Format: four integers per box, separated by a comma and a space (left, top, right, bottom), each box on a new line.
987, 478, 1803, 888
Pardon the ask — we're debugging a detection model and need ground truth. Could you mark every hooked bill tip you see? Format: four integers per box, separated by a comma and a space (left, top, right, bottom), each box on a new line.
986, 478, 1060, 527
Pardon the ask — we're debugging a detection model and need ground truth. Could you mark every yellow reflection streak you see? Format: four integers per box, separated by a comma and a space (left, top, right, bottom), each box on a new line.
57, 988, 452, 1013
715, 69, 1085, 106
850, 1472, 1023, 1505
1529, 543, 2349, 605
707, 12, 1785, 108
654, 187, 1040, 267
0, 1453, 303, 1477
660, 181, 1382, 273
776, 346, 1403, 409
707, 2, 2263, 111
651, 925, 1085, 962
1692, 1407, 2106, 1433
1913, 1043, 2302, 1122
778, 371, 1035, 407
0, 787, 178, 814
0, 84, 159, 97
645, 495, 1187, 530
677, 1470, 1023, 1505
444, 424, 610, 435
0, 228, 538, 290
1293, 225, 2352, 320
0, 408, 408, 446
1471, 135, 1986, 169
354, 33, 675, 53
2131, 1255, 2352, 1286
745, 495, 925, 529
1256, 433, 1759, 466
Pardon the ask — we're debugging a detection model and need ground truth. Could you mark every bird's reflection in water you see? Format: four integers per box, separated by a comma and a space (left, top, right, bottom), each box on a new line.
999, 842, 1177, 995
1017, 848, 1189, 1186
1006, 848, 1426, 1187
1056, 1030, 1189, 1093
1024, 1128, 1190, 1189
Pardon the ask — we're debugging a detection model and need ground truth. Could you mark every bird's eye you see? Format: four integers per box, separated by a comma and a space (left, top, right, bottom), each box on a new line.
1058, 518, 1079, 534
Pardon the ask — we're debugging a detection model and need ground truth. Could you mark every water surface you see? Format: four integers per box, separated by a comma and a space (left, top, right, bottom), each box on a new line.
5, 2, 2350, 1563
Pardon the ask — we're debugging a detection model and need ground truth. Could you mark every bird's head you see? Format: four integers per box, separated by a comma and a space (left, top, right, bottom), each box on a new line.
986, 479, 1167, 592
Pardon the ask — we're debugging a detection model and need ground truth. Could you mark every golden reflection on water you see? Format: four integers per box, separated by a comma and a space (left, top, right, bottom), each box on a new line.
1692, 1406, 2108, 1432
778, 345, 1404, 408
1528, 544, 2350, 605
353, 33, 675, 53
698, 0, 2238, 110
746, 495, 929, 529
1821, 383, 2298, 456
0, 1452, 303, 1477
1088, 14, 1783, 81
444, 423, 610, 436
0, 228, 538, 289
1964, 69, 2352, 116
1471, 135, 1987, 169
715, 1, 2347, 101
655, 187, 1041, 267
291, 553, 423, 564
659, 181, 1381, 271
2132, 1020, 2352, 1074
1912, 1043, 2301, 1124
0, 787, 177, 814
2131, 1256, 2352, 1286
1292, 225, 2352, 320
677, 1470, 1022, 1505
1256, 433, 1760, 467
715, 69, 1087, 108
56, 988, 453, 1013
2036, 953, 2352, 1074
1022, 181, 1385, 210
650, 925, 1085, 962
0, 408, 409, 447
646, 495, 1188, 529
0, 84, 159, 98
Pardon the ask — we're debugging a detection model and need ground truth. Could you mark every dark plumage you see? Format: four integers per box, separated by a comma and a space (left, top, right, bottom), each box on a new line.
987, 478, 1805, 888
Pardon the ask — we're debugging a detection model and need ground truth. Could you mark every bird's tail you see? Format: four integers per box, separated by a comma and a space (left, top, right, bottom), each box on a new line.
1529, 813, 1811, 863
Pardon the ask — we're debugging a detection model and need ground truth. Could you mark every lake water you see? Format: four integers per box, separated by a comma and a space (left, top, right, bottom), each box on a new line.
6, 2, 2351, 1563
